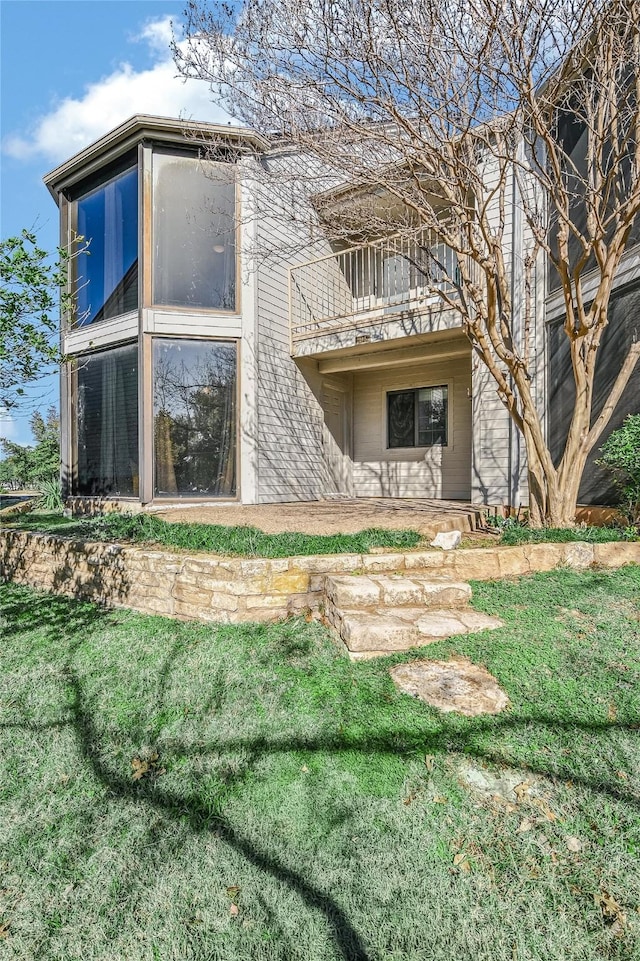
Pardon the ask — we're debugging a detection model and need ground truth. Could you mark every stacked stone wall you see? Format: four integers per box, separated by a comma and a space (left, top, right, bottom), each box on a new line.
1, 529, 638, 624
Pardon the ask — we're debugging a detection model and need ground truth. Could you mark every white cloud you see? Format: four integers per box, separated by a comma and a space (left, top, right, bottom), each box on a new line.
3, 18, 231, 163
134, 15, 175, 53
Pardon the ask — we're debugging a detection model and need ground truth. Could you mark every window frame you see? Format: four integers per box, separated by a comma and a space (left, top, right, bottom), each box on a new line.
69, 151, 139, 329
70, 339, 140, 498
150, 147, 240, 315
150, 335, 240, 500
386, 384, 450, 450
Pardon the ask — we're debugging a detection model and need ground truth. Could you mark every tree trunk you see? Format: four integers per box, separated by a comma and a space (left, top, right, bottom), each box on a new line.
522, 430, 585, 528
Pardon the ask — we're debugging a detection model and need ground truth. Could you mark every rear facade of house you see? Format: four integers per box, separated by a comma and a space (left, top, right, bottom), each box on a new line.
44, 115, 639, 510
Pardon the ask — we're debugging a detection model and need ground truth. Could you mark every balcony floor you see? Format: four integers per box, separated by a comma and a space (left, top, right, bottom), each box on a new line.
150, 497, 484, 538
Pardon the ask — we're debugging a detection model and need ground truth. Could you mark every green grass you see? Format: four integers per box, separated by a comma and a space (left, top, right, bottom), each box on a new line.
4, 511, 422, 557
1, 567, 639, 960
6, 510, 638, 561
498, 523, 638, 545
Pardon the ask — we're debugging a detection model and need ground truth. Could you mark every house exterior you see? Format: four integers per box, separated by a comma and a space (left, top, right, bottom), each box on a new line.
44, 114, 639, 510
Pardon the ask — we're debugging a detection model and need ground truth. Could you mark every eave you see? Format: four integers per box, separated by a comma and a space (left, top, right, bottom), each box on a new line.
43, 114, 270, 202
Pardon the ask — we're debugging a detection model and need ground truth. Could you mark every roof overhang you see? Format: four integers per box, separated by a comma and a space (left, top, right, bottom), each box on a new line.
43, 114, 270, 202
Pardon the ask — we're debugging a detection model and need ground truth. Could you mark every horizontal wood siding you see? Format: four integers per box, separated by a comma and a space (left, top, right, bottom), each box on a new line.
352, 354, 472, 499
470, 154, 518, 506
254, 155, 341, 502
471, 363, 512, 504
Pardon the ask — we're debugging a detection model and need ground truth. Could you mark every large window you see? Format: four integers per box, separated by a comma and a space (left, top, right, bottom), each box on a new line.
153, 339, 237, 497
74, 165, 138, 325
75, 344, 138, 495
387, 385, 448, 448
153, 153, 236, 311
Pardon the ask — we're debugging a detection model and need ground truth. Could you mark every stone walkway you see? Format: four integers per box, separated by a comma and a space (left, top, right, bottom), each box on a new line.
152, 497, 482, 537
390, 658, 509, 716
323, 571, 503, 658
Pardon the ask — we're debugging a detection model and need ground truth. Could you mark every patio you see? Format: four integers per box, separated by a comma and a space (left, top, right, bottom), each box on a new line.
149, 497, 483, 537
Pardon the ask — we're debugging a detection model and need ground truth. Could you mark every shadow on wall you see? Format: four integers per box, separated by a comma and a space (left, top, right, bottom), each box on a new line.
353, 454, 442, 498
471, 438, 514, 509
253, 340, 354, 502
1, 530, 132, 610
353, 449, 474, 501
548, 284, 640, 506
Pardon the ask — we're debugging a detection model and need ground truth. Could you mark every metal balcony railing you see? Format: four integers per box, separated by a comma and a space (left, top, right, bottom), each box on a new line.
289, 230, 461, 343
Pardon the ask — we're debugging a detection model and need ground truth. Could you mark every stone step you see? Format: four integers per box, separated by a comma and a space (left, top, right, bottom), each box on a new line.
325, 573, 472, 610
328, 606, 503, 657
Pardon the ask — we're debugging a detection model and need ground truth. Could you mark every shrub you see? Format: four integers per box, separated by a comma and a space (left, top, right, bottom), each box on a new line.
36, 476, 64, 512
598, 414, 640, 525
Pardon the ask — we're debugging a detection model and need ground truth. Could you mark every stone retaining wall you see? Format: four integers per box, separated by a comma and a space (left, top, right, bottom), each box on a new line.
1, 529, 639, 624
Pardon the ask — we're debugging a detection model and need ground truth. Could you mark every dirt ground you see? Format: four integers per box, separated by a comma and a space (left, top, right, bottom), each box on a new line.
151, 497, 482, 536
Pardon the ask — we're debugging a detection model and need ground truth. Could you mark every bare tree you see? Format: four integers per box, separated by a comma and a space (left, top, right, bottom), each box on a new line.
175, 0, 640, 526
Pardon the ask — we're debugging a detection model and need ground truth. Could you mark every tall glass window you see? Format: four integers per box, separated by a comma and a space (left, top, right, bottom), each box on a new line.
153, 153, 236, 310
153, 339, 237, 497
74, 344, 139, 495
74, 166, 138, 325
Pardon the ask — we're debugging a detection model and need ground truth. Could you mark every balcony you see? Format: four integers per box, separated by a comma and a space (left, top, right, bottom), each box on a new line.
290, 230, 463, 353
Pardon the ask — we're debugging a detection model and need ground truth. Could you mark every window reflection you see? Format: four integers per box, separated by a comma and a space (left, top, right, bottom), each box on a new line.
153, 339, 237, 497
75, 167, 138, 325
388, 385, 448, 448
153, 153, 236, 310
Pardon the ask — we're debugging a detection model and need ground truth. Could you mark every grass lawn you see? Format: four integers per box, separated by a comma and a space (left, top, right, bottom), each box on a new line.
1, 567, 639, 960
3, 511, 422, 557
4, 511, 637, 558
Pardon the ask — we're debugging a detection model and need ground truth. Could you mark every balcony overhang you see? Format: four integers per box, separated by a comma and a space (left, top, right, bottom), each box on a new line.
43, 114, 269, 201
309, 328, 470, 374
292, 302, 465, 359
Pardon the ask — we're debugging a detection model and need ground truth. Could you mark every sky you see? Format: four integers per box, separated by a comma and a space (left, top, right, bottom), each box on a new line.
1, 0, 231, 448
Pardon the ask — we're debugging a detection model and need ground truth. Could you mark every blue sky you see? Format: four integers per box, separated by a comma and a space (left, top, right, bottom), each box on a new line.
1, 0, 229, 447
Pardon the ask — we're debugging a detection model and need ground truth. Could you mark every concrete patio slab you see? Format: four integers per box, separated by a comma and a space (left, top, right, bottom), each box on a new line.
150, 497, 483, 537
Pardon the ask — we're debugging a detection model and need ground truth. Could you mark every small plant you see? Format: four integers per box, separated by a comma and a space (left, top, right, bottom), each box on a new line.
36, 476, 64, 512
498, 523, 637, 546
598, 414, 640, 527
484, 508, 526, 532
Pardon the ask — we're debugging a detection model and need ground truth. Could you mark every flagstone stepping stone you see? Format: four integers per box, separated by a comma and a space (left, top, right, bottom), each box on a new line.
389, 656, 509, 716
456, 760, 536, 802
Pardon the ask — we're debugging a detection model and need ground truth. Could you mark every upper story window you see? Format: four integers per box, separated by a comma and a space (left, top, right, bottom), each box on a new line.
73, 161, 138, 326
153, 152, 236, 311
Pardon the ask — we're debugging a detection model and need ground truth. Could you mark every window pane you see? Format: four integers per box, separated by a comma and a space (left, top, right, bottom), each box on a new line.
388, 390, 416, 448
153, 339, 237, 497
75, 167, 138, 326
417, 385, 448, 446
153, 154, 236, 310
75, 344, 138, 495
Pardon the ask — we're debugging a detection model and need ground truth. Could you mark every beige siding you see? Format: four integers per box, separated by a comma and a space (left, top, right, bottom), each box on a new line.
470, 154, 522, 506
471, 364, 512, 504
252, 148, 523, 506
253, 154, 347, 502
352, 354, 472, 499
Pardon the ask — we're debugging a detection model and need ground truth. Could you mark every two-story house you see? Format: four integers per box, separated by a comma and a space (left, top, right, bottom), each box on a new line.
44, 114, 638, 511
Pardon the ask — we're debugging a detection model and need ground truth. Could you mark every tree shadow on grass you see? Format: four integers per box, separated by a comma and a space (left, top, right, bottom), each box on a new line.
2, 583, 640, 961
